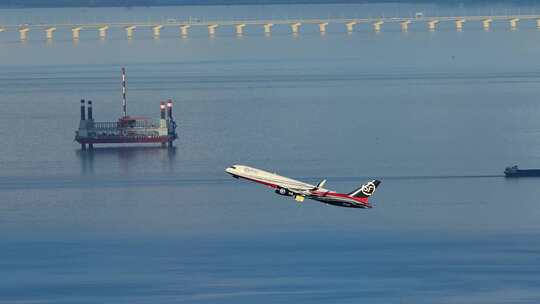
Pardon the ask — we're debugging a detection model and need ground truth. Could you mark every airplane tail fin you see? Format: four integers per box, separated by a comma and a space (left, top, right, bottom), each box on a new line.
348, 180, 381, 198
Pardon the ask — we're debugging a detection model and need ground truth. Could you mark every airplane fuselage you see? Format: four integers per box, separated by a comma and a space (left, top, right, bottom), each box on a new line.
226, 165, 372, 208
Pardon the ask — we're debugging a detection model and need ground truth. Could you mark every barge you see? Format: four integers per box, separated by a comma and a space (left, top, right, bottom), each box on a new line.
75, 68, 178, 149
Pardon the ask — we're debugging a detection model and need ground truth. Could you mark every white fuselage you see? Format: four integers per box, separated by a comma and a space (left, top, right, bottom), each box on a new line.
225, 165, 324, 194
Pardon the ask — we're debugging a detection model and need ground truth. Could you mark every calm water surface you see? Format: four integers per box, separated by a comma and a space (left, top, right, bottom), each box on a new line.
1, 3, 540, 304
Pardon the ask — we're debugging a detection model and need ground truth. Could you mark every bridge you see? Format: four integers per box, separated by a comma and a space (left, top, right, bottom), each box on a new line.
3, 14, 540, 41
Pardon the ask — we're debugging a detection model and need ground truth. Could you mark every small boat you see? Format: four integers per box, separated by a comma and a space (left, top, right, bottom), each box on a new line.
504, 165, 540, 177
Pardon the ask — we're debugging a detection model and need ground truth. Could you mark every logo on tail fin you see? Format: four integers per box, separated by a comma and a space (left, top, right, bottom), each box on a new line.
349, 180, 381, 198
361, 181, 376, 196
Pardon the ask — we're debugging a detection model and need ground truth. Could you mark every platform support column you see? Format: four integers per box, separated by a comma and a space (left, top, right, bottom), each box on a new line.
264, 23, 273, 34
99, 26, 109, 39
400, 20, 411, 32
235, 24, 246, 35
483, 18, 492, 31
427, 20, 439, 31
455, 19, 465, 31
180, 25, 190, 37
72, 27, 82, 40
319, 22, 328, 34
19, 27, 29, 41
45, 27, 56, 40
373, 21, 384, 32
510, 18, 519, 30
125, 26, 136, 39
345, 21, 357, 32
290, 22, 301, 34
208, 24, 218, 36
153, 25, 163, 38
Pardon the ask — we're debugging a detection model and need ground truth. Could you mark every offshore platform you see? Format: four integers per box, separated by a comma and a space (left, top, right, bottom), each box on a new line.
75, 68, 178, 149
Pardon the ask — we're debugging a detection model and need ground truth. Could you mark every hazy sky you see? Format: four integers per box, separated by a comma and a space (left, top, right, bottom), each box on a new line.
1, 0, 537, 8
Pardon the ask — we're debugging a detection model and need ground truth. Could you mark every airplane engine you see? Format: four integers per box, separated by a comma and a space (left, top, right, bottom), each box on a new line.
275, 187, 293, 197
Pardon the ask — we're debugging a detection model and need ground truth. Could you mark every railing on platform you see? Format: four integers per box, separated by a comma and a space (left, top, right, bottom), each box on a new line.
91, 120, 159, 130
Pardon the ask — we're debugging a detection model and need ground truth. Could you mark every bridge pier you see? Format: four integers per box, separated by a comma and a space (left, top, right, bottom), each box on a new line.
125, 26, 136, 39
345, 21, 357, 32
455, 19, 465, 31
291, 22, 301, 34
98, 26, 108, 39
72, 27, 82, 40
427, 20, 439, 31
153, 25, 163, 38
482, 18, 492, 31
263, 23, 273, 34
510, 18, 519, 30
400, 20, 411, 32
373, 21, 383, 32
208, 24, 218, 36
19, 27, 29, 40
235, 24, 246, 35
45, 27, 56, 40
319, 22, 328, 34
180, 25, 190, 37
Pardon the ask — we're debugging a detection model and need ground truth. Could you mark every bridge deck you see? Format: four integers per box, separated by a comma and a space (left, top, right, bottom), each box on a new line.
3, 14, 540, 30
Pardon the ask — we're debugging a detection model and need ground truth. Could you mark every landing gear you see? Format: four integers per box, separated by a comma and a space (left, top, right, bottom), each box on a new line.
275, 187, 305, 202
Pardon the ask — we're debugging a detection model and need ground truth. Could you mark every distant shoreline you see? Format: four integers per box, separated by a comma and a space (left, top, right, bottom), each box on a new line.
0, 0, 532, 9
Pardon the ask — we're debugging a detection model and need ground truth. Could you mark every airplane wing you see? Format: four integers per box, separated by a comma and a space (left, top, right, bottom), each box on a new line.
272, 178, 331, 200
269, 178, 314, 195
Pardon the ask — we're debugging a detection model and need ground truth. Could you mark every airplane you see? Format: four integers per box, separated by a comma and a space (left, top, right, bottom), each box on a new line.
225, 164, 381, 208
